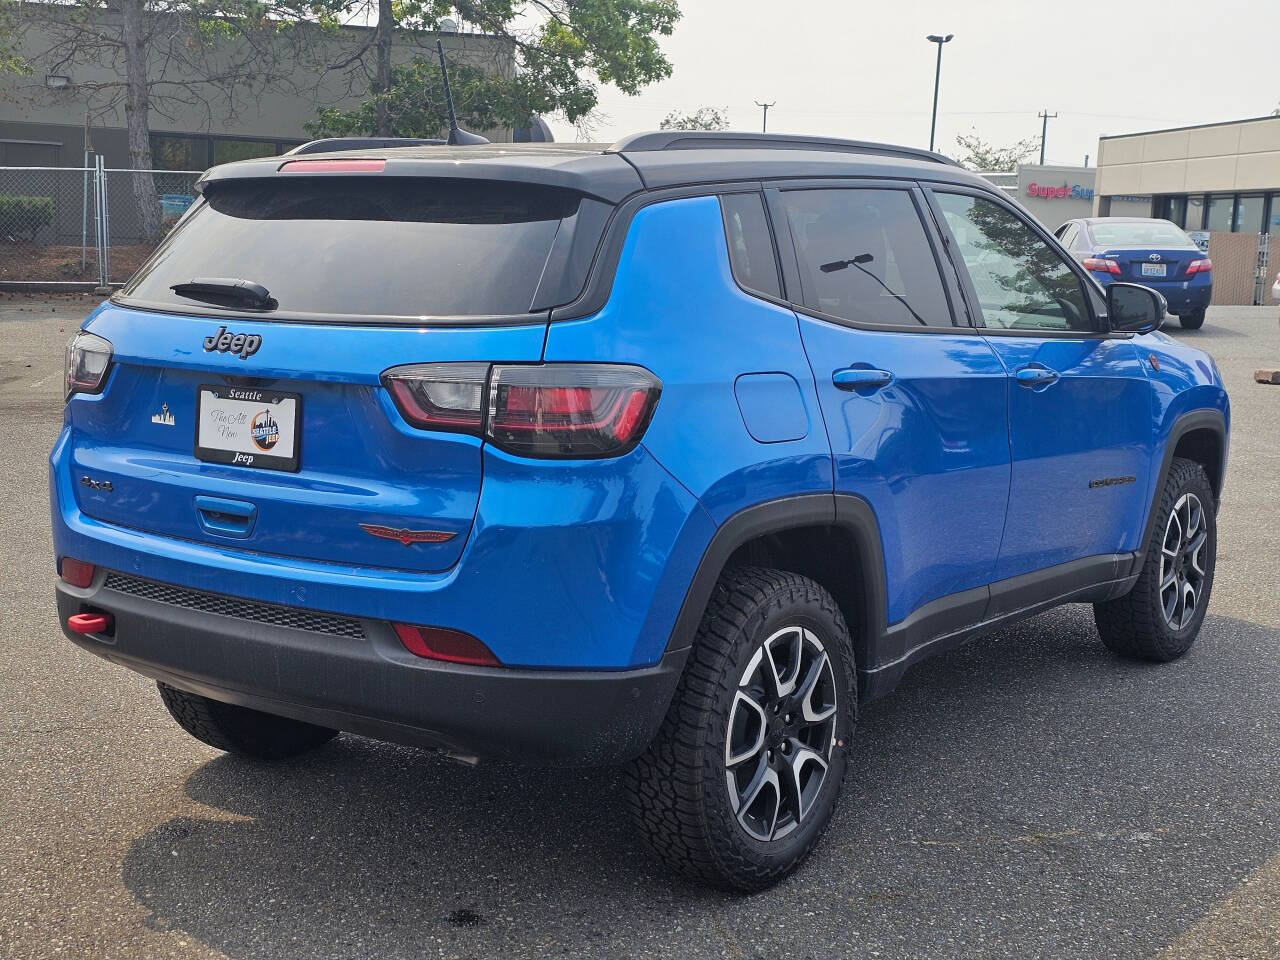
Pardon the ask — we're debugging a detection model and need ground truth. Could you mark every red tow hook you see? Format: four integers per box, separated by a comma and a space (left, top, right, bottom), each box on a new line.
67, 612, 112, 635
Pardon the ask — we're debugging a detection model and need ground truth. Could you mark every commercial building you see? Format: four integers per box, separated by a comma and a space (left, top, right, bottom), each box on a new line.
983, 164, 1149, 231
1094, 115, 1280, 305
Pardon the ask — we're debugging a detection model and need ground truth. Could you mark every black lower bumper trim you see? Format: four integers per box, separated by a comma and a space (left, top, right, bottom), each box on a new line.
56, 578, 684, 766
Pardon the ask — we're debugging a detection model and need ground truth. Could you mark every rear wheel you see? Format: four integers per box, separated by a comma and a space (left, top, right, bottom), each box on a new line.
625, 566, 856, 891
157, 682, 338, 761
1179, 308, 1206, 330
1094, 458, 1216, 661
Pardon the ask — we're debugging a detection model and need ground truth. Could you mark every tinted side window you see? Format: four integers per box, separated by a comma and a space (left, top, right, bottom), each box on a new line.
720, 193, 781, 299
1057, 223, 1078, 247
779, 188, 952, 328
935, 193, 1093, 333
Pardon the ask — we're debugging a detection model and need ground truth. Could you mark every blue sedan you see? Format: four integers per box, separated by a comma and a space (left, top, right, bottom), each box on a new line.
1056, 217, 1212, 330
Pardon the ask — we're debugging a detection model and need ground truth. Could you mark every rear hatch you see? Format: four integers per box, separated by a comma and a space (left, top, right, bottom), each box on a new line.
70, 170, 604, 573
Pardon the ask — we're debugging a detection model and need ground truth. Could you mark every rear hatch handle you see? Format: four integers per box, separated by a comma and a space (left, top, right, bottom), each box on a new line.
194, 495, 258, 539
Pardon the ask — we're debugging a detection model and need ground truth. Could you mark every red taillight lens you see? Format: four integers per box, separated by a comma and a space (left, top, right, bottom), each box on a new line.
1187, 258, 1212, 276
1083, 257, 1122, 275
59, 557, 96, 588
393, 623, 500, 667
382, 362, 488, 433
487, 363, 660, 459
280, 158, 386, 173
65, 331, 113, 400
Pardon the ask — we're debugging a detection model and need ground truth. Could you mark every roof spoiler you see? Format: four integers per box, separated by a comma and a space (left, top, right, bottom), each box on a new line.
287, 137, 445, 155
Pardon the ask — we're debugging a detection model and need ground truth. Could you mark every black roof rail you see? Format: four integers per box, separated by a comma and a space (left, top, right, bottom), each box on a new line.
607, 130, 957, 166
287, 137, 446, 155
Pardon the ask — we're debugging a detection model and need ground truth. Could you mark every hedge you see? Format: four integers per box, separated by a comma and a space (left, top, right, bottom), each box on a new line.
0, 195, 54, 241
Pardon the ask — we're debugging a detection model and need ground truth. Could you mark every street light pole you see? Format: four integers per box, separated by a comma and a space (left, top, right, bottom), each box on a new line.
754, 100, 775, 133
926, 33, 953, 152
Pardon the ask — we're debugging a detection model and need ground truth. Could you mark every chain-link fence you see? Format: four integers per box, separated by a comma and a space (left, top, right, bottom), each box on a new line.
0, 165, 202, 284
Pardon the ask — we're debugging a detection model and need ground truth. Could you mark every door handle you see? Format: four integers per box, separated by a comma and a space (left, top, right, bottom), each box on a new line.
1014, 365, 1060, 388
833, 368, 894, 391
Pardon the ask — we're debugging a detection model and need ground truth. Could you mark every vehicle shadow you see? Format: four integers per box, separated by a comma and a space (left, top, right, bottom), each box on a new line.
121, 606, 1280, 960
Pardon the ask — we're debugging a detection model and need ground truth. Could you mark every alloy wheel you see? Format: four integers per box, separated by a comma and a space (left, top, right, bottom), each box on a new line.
1159, 492, 1207, 630
724, 625, 839, 842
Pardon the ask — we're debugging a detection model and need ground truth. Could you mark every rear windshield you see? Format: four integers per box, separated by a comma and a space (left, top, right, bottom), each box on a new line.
1088, 220, 1193, 248
120, 178, 580, 319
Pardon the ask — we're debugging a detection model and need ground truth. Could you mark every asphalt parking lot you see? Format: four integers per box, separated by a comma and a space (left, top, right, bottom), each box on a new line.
2, 296, 1278, 959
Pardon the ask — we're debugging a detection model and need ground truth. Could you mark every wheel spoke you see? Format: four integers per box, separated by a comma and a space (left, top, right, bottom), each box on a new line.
796, 651, 837, 723
781, 742, 829, 825
764, 627, 803, 698
1160, 568, 1179, 591
725, 690, 768, 768
1186, 530, 1208, 577
736, 759, 781, 841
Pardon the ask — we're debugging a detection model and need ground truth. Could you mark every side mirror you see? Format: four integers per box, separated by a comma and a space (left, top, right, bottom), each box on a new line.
1107, 282, 1166, 334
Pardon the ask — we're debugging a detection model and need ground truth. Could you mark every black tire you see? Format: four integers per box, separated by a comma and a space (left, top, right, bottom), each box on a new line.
1179, 308, 1206, 330
1094, 458, 1216, 662
625, 566, 857, 891
157, 682, 338, 761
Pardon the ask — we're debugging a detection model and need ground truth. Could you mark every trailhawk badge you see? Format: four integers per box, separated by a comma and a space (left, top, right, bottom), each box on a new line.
359, 524, 457, 546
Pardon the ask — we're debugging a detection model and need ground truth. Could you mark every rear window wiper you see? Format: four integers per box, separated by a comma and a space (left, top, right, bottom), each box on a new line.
170, 277, 277, 311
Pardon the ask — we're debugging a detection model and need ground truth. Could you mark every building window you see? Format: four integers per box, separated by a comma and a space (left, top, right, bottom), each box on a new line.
151, 134, 206, 170
1186, 195, 1205, 231
1157, 195, 1188, 228
1235, 194, 1265, 234
1267, 194, 1279, 235
212, 139, 278, 165
1205, 195, 1233, 233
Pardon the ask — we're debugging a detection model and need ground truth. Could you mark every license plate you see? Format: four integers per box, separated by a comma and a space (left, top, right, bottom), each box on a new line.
195, 385, 300, 471
1141, 263, 1167, 277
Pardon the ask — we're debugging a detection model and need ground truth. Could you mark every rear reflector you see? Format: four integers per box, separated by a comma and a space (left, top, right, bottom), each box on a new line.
67, 612, 111, 635
280, 159, 386, 173
393, 624, 500, 667
60, 557, 96, 588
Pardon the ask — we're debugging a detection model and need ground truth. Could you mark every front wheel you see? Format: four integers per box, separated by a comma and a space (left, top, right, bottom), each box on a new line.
1179, 308, 1207, 330
1094, 458, 1216, 661
625, 567, 856, 891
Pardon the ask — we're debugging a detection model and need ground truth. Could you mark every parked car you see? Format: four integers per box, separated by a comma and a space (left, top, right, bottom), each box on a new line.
1055, 217, 1212, 330
52, 131, 1230, 891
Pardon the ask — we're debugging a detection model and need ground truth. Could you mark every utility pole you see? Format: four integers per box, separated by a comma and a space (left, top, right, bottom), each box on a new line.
926, 34, 953, 151
754, 100, 775, 133
1038, 109, 1057, 165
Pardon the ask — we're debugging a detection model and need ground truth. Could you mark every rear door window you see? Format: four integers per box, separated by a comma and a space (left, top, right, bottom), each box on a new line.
720, 192, 782, 300
778, 187, 954, 328
121, 178, 581, 320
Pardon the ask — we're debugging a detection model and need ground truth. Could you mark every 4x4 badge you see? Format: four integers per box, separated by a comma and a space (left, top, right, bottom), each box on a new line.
203, 326, 262, 360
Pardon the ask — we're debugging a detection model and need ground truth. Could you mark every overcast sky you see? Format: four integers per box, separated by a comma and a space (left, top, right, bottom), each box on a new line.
544, 0, 1280, 166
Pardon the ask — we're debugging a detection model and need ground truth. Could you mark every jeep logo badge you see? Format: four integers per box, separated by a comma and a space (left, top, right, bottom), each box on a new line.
203, 326, 262, 360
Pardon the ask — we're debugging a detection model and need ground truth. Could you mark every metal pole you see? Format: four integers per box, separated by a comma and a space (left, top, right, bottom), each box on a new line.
101, 158, 110, 284
1038, 110, 1057, 165
754, 100, 775, 133
81, 112, 90, 273
926, 34, 953, 152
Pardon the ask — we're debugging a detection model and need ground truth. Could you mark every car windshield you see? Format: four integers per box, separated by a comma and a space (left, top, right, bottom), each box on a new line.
120, 177, 580, 320
1089, 221, 1193, 248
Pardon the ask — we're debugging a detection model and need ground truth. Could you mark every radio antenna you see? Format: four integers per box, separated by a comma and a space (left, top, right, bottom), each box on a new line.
435, 38, 489, 145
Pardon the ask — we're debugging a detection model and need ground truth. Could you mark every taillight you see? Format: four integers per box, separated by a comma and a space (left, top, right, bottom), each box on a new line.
1083, 257, 1121, 275
381, 362, 661, 459
393, 623, 500, 667
1186, 258, 1212, 276
487, 364, 660, 459
64, 331, 112, 400
59, 557, 96, 588
383, 362, 487, 433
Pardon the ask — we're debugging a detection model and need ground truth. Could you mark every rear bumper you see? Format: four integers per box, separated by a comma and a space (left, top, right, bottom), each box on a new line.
55, 574, 686, 765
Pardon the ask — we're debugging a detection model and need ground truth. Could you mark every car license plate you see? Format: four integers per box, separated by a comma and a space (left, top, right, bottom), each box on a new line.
195, 385, 300, 471
1141, 263, 1167, 278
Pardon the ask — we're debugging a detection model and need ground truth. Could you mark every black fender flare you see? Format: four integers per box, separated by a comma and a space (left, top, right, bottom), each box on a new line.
1131, 408, 1227, 577
664, 493, 889, 665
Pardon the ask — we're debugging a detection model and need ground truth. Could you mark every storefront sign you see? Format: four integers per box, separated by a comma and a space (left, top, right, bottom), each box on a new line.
1027, 182, 1094, 201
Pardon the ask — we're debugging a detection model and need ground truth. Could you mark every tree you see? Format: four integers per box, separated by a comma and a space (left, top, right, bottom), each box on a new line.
307, 0, 680, 139
659, 105, 727, 131
15, 1, 311, 238
0, 0, 30, 75
952, 129, 1039, 172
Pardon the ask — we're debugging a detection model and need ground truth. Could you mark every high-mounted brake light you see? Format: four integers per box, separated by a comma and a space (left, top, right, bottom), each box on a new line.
65, 331, 113, 400
393, 623, 500, 667
1083, 257, 1121, 275
381, 362, 661, 459
1186, 258, 1212, 276
280, 158, 386, 173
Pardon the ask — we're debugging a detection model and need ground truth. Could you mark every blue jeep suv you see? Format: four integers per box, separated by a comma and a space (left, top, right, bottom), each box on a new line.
52, 131, 1230, 890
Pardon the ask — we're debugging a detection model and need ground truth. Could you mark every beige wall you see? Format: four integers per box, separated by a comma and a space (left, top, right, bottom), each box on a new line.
1094, 116, 1280, 203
